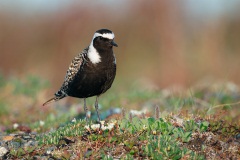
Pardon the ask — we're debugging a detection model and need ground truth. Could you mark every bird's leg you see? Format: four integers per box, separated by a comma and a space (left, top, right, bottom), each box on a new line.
83, 98, 89, 125
95, 96, 102, 128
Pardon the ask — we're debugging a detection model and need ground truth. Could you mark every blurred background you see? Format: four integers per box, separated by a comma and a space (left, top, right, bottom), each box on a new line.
1, 0, 240, 90
1, 0, 240, 128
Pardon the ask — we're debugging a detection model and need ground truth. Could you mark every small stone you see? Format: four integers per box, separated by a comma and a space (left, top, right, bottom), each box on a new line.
31, 132, 38, 135
2, 136, 14, 142
0, 147, 8, 157
46, 146, 56, 155
9, 133, 18, 137
236, 134, 240, 139
9, 141, 21, 149
16, 131, 25, 135
23, 135, 31, 140
0, 141, 6, 147
24, 140, 38, 147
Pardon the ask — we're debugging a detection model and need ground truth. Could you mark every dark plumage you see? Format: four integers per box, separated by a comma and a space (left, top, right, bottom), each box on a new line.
43, 29, 118, 123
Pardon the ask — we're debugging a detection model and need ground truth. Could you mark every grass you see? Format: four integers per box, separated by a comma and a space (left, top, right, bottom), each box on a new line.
0, 74, 240, 159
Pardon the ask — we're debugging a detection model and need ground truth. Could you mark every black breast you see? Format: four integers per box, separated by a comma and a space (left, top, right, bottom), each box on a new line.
67, 52, 116, 98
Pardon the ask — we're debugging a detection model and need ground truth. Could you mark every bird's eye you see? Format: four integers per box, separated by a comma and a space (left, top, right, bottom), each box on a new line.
99, 36, 103, 40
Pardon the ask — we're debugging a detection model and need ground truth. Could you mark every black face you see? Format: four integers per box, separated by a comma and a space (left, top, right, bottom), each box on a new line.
93, 36, 118, 49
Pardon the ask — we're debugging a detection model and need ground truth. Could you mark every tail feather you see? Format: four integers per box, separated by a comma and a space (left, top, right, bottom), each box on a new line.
43, 90, 67, 106
43, 97, 59, 106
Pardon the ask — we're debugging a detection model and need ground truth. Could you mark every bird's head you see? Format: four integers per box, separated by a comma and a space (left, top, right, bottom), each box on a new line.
91, 29, 118, 49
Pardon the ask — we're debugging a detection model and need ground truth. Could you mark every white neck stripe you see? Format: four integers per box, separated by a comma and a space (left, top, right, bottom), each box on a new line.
87, 31, 115, 64
88, 44, 101, 64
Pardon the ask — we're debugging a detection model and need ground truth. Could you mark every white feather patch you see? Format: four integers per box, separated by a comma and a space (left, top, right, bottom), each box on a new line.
87, 32, 115, 64
93, 32, 115, 39
88, 44, 101, 64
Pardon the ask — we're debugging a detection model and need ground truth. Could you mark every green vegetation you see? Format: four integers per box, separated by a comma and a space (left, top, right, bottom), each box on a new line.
0, 74, 239, 159
34, 116, 206, 159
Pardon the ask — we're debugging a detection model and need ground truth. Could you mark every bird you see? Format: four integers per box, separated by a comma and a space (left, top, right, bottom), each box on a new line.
43, 29, 118, 124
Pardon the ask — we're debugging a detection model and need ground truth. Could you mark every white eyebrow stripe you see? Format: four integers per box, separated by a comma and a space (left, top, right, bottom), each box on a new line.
93, 32, 115, 39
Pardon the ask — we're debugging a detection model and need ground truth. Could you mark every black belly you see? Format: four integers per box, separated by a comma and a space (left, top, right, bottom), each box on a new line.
67, 66, 116, 98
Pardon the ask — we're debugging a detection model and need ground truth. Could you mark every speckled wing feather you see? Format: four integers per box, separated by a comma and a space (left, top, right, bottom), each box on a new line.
43, 47, 88, 106
55, 47, 89, 97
